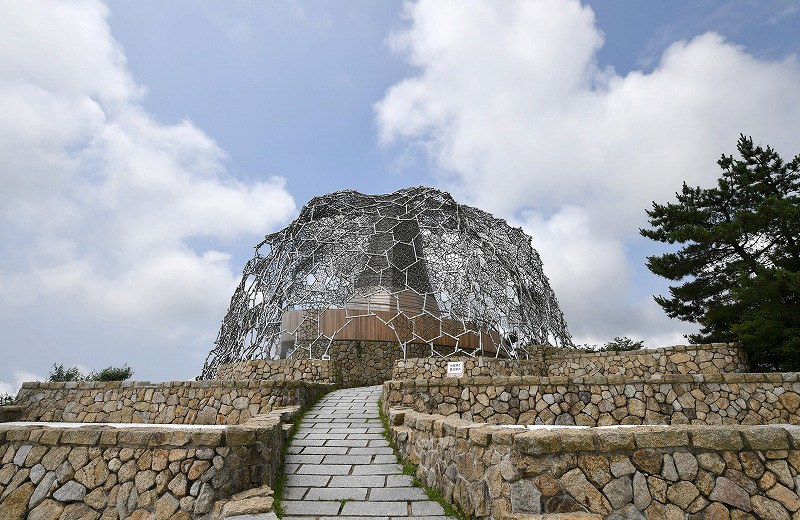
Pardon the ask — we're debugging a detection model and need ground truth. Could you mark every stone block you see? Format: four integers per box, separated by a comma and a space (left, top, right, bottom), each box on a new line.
515, 430, 562, 455
596, 430, 635, 452
709, 476, 752, 512
634, 427, 689, 449
692, 428, 744, 450
561, 430, 596, 452
742, 427, 790, 451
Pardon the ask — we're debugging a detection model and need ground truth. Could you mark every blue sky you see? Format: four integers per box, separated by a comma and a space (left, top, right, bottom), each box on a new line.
1, 0, 799, 392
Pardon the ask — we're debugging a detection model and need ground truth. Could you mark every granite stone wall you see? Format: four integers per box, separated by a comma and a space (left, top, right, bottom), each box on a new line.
216, 359, 335, 384
275, 339, 429, 388
383, 373, 800, 426
218, 340, 431, 387
393, 357, 542, 380
388, 406, 800, 519
0, 406, 22, 423
543, 343, 748, 378
392, 344, 747, 381
0, 408, 291, 519
324, 340, 428, 388
14, 380, 332, 425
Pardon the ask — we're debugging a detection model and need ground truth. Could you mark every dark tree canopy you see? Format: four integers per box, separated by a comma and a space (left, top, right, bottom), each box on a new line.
641, 135, 800, 370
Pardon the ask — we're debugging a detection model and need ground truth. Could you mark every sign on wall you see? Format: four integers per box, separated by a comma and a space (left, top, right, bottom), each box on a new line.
447, 361, 464, 378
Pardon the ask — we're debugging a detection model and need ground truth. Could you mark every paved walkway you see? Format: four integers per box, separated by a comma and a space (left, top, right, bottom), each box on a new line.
280, 385, 449, 520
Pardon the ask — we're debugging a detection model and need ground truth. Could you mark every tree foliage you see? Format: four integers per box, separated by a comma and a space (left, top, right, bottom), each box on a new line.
641, 135, 800, 370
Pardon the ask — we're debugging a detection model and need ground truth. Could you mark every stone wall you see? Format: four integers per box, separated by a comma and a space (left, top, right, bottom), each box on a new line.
382, 372, 800, 426
14, 380, 332, 425
388, 406, 800, 519
216, 359, 335, 384
0, 406, 22, 423
272, 339, 429, 388
390, 344, 747, 381
393, 357, 542, 380
544, 343, 748, 378
323, 340, 427, 388
217, 340, 431, 387
0, 408, 291, 519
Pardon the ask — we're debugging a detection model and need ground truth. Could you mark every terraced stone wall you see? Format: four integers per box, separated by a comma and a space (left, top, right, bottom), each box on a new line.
382, 373, 800, 426
219, 340, 433, 387
216, 359, 335, 384
282, 339, 429, 388
544, 343, 748, 377
14, 380, 332, 425
393, 344, 747, 381
0, 410, 287, 519
387, 407, 800, 519
393, 357, 542, 380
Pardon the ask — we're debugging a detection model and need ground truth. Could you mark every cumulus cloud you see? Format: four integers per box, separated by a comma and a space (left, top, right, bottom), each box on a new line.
376, 0, 800, 344
0, 370, 46, 398
0, 1, 295, 382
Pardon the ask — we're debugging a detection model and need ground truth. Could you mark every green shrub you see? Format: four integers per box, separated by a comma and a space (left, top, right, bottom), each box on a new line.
0, 393, 14, 406
49, 363, 134, 382
88, 364, 133, 382
48, 364, 85, 382
599, 336, 644, 352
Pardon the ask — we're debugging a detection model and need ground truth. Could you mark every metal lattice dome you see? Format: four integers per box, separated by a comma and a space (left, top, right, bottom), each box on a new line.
200, 186, 572, 378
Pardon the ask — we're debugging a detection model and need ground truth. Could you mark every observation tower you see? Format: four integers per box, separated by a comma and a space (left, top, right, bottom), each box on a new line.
201, 186, 571, 379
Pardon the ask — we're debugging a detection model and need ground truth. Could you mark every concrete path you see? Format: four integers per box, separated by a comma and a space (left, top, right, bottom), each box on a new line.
280, 385, 450, 520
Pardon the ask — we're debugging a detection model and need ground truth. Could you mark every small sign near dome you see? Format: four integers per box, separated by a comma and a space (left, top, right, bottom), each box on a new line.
447, 361, 464, 377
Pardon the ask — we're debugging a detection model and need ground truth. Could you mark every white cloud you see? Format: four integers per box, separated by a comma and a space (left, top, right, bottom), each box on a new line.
376, 0, 800, 345
0, 1, 295, 382
0, 369, 46, 398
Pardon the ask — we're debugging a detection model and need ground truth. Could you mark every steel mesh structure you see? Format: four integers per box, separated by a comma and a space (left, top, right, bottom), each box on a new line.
200, 186, 572, 378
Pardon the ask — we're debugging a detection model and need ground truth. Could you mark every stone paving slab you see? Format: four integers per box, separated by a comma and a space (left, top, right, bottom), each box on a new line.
279, 385, 451, 519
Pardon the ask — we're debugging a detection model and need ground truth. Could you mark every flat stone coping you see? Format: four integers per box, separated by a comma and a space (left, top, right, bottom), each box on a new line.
495, 423, 800, 430
4, 421, 227, 429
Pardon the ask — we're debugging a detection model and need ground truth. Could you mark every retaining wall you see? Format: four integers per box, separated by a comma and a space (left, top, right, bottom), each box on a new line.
220, 340, 430, 388
393, 357, 542, 380
388, 406, 800, 519
392, 344, 747, 381
14, 380, 332, 425
217, 359, 335, 384
382, 373, 800, 426
0, 408, 291, 519
543, 343, 748, 378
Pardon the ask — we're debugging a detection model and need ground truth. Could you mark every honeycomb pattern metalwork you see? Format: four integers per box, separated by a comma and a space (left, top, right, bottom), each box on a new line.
200, 186, 572, 378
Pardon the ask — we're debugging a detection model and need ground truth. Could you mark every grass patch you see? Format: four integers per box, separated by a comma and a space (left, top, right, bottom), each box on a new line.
337, 498, 354, 513
377, 398, 477, 520
273, 389, 331, 518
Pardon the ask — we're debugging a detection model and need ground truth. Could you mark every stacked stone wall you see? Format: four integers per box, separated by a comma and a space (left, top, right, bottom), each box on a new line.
383, 373, 800, 426
388, 407, 800, 519
392, 344, 747, 381
14, 380, 332, 425
544, 343, 748, 378
0, 410, 287, 519
216, 359, 335, 384
393, 357, 542, 380
219, 340, 432, 387
323, 340, 429, 388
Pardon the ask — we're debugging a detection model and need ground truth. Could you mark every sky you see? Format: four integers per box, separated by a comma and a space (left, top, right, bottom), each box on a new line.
1, 0, 799, 393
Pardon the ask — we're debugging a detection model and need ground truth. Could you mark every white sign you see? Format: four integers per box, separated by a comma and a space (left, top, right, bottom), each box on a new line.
447, 361, 464, 377
321, 354, 331, 361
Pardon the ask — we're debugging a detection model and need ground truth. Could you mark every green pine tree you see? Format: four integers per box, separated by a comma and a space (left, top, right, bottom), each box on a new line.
640, 135, 800, 370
